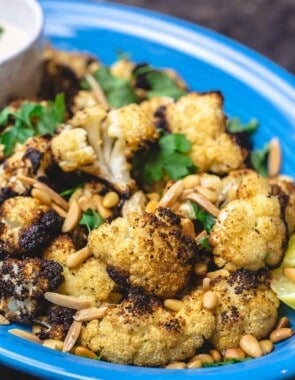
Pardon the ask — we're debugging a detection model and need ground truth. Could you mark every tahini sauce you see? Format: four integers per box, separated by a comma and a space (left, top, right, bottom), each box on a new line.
0, 21, 29, 61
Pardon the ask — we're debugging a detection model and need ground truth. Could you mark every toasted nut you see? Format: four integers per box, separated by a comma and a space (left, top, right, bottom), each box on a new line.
92, 194, 112, 219
34, 181, 69, 210
102, 192, 120, 208
0, 314, 10, 325
158, 181, 184, 208
190, 354, 214, 364
223, 348, 246, 360
202, 277, 211, 291
74, 346, 98, 359
270, 327, 293, 343
207, 269, 230, 279
74, 306, 109, 322
283, 267, 295, 282
195, 186, 218, 203
240, 334, 263, 358
203, 291, 218, 310
78, 195, 93, 212
181, 218, 195, 238
259, 339, 274, 355
209, 349, 222, 362
183, 175, 200, 189
194, 263, 208, 277
44, 292, 93, 310
62, 199, 82, 233
268, 137, 281, 178
31, 188, 51, 206
147, 192, 160, 202
51, 203, 67, 218
68, 188, 84, 205
166, 362, 187, 369
276, 316, 289, 329
145, 200, 158, 213
186, 192, 219, 217
42, 339, 64, 350
164, 299, 184, 312
66, 247, 91, 268
187, 359, 202, 369
9, 329, 42, 344
62, 321, 82, 352
195, 230, 207, 244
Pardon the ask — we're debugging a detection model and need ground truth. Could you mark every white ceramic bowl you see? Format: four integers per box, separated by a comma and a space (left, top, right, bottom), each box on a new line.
0, 0, 44, 107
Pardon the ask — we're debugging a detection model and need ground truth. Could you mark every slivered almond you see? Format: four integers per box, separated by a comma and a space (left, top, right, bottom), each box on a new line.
85, 74, 108, 106
268, 137, 281, 178
195, 185, 218, 203
158, 180, 184, 208
74, 306, 109, 322
62, 321, 82, 353
186, 192, 219, 217
74, 346, 97, 359
34, 182, 69, 210
62, 199, 82, 233
16, 175, 36, 186
181, 218, 195, 238
51, 203, 67, 218
0, 314, 10, 325
31, 188, 52, 206
93, 194, 112, 219
9, 329, 42, 344
66, 247, 91, 268
44, 292, 93, 310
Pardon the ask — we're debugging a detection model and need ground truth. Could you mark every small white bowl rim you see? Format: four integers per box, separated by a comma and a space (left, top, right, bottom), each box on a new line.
0, 0, 44, 64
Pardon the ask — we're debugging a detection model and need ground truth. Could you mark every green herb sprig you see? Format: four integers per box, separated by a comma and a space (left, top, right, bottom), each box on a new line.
250, 143, 270, 177
227, 117, 259, 134
79, 208, 104, 232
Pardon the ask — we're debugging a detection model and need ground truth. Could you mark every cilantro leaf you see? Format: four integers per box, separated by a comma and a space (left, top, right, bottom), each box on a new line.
79, 208, 104, 232
159, 133, 191, 154
250, 143, 270, 177
0, 107, 11, 127
227, 117, 259, 134
190, 202, 216, 233
203, 358, 250, 367
60, 183, 85, 198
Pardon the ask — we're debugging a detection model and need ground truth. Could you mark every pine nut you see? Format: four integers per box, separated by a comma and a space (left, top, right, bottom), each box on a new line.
51, 203, 67, 218
102, 192, 120, 208
181, 218, 195, 238
223, 348, 246, 360
190, 354, 214, 364
195, 186, 218, 203
31, 188, 51, 206
186, 192, 219, 217
74, 306, 109, 322
183, 175, 200, 189
202, 277, 211, 291
0, 314, 10, 325
66, 247, 91, 268
283, 267, 295, 282
78, 195, 93, 212
62, 321, 82, 352
44, 292, 93, 310
42, 339, 64, 350
270, 328, 293, 343
240, 334, 263, 358
9, 329, 42, 344
147, 192, 160, 201
259, 339, 274, 355
62, 199, 82, 233
194, 263, 208, 277
209, 349, 222, 362
187, 359, 202, 369
69, 188, 84, 205
164, 299, 184, 312
74, 346, 98, 359
145, 200, 158, 213
158, 180, 184, 208
268, 137, 281, 178
203, 291, 218, 310
166, 362, 187, 369
276, 316, 289, 329
92, 194, 112, 219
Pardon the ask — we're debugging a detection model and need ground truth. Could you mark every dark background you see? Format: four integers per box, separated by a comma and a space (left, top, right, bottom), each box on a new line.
1, 0, 294, 379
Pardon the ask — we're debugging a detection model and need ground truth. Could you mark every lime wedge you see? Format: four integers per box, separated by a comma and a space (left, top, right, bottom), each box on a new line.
283, 234, 295, 267
271, 267, 295, 310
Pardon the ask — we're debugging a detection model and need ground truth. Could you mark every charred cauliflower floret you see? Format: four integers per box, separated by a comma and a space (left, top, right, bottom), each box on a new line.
162, 92, 245, 174
43, 235, 115, 303
0, 258, 63, 324
79, 288, 215, 367
210, 172, 287, 270
0, 196, 63, 257
210, 268, 279, 350
88, 207, 198, 298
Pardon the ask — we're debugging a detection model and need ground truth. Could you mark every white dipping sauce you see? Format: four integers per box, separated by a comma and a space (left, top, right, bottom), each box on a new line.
0, 21, 29, 60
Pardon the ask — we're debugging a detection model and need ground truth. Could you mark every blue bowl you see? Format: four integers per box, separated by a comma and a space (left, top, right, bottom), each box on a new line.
0, 1, 294, 379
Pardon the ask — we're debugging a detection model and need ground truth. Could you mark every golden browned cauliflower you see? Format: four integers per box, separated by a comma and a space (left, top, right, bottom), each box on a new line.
88, 207, 198, 298
0, 196, 62, 257
210, 172, 287, 270
162, 92, 245, 174
43, 235, 115, 304
210, 268, 279, 350
79, 288, 215, 366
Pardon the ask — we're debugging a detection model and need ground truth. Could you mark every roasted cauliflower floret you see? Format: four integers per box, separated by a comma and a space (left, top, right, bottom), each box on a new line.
79, 288, 215, 366
210, 268, 279, 350
88, 207, 198, 298
43, 235, 115, 303
0, 258, 64, 324
51, 127, 97, 171
210, 172, 287, 270
0, 196, 63, 257
162, 92, 245, 174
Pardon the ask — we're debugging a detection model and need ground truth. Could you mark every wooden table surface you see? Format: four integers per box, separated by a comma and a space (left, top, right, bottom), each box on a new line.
1, 0, 294, 379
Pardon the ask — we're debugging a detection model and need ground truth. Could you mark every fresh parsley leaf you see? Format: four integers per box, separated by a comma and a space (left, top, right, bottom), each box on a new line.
82, 66, 138, 108
190, 202, 216, 233
0, 107, 11, 127
79, 208, 104, 232
250, 143, 270, 177
203, 358, 250, 367
132, 133, 197, 186
227, 117, 259, 134
198, 236, 210, 249
60, 183, 85, 198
